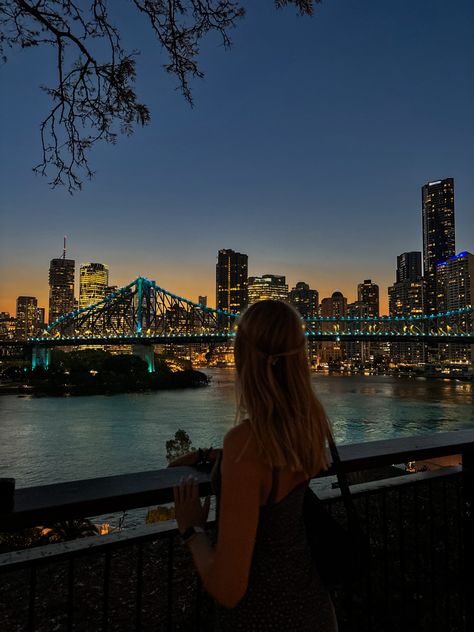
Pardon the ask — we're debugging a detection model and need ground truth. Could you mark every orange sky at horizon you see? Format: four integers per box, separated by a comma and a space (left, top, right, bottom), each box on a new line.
0, 261, 391, 320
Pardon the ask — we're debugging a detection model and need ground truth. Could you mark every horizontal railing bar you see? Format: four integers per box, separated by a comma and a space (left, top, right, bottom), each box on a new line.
319, 465, 461, 500
0, 519, 184, 571
0, 466, 462, 574
1, 430, 472, 531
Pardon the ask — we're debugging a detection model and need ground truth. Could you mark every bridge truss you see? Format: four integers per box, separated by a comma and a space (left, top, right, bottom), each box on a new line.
25, 276, 473, 346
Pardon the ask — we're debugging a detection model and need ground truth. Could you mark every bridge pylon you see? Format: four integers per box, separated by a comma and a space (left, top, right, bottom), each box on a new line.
132, 344, 155, 373
32, 346, 51, 370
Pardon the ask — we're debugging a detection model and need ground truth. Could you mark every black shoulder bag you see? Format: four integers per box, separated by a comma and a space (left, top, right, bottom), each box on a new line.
303, 433, 368, 592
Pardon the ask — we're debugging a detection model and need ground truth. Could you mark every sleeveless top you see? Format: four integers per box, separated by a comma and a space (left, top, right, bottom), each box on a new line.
211, 455, 338, 631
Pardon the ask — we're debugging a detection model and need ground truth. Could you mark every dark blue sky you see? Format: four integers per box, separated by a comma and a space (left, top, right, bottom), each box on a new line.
1, 0, 473, 315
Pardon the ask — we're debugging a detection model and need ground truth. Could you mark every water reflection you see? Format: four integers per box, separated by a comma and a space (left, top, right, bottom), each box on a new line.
0, 370, 472, 487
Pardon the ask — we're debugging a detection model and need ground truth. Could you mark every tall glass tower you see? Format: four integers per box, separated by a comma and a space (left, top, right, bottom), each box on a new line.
357, 279, 380, 317
216, 249, 248, 327
48, 240, 75, 325
422, 178, 455, 313
79, 263, 109, 308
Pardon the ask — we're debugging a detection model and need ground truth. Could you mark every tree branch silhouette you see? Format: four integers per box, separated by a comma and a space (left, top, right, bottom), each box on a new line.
0, 1, 320, 192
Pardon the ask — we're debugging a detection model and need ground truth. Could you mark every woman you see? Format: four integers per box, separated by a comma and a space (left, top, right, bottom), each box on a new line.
172, 300, 338, 630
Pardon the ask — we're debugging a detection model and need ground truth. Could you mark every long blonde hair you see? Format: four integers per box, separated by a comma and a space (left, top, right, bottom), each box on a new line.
234, 300, 332, 477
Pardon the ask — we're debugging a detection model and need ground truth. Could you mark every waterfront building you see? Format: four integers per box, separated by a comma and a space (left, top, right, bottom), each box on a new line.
198, 296, 207, 307
388, 254, 425, 364
422, 178, 455, 314
346, 301, 370, 364
49, 249, 75, 325
0, 313, 16, 341
248, 275, 288, 304
288, 282, 319, 318
79, 263, 109, 309
320, 291, 347, 318
357, 279, 379, 317
16, 296, 38, 339
319, 291, 348, 363
397, 252, 422, 283
216, 249, 248, 315
436, 251, 474, 362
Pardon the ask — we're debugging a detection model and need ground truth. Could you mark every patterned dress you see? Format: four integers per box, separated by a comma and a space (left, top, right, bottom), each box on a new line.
212, 463, 338, 631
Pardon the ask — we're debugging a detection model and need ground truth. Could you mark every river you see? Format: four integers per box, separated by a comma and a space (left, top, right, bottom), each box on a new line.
1, 370, 473, 488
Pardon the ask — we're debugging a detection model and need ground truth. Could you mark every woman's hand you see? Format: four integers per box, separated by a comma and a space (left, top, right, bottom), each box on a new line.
173, 475, 211, 534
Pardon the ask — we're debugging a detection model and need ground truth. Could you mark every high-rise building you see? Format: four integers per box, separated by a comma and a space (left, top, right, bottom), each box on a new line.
357, 279, 379, 317
79, 262, 109, 308
16, 296, 38, 339
49, 241, 75, 325
288, 282, 319, 318
198, 296, 208, 307
248, 275, 288, 304
422, 178, 455, 313
436, 251, 474, 362
320, 291, 347, 317
396, 252, 422, 283
388, 254, 425, 364
318, 292, 348, 363
0, 312, 16, 341
216, 249, 248, 316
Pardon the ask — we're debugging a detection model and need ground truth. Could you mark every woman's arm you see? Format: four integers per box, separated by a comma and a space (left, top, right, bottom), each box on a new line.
175, 427, 261, 608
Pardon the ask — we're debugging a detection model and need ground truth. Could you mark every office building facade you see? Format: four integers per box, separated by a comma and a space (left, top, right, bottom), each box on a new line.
216, 249, 248, 328
16, 296, 39, 339
396, 252, 422, 283
49, 257, 75, 325
79, 263, 109, 308
288, 282, 319, 318
248, 275, 288, 304
422, 178, 455, 313
388, 253, 425, 364
436, 251, 474, 362
357, 279, 379, 317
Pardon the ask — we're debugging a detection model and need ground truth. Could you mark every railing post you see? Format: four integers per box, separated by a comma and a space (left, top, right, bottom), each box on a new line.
462, 448, 474, 630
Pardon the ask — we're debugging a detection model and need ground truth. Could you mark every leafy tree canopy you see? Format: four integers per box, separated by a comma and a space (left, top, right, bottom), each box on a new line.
1, 1, 320, 191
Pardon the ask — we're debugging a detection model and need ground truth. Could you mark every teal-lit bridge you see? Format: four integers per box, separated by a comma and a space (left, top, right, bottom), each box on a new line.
18, 276, 474, 370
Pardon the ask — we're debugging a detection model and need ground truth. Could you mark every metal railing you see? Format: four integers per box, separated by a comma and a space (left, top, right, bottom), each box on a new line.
1, 429, 473, 631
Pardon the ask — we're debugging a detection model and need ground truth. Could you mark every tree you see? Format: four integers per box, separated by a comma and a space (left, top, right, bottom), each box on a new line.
1, 1, 320, 191
166, 428, 194, 463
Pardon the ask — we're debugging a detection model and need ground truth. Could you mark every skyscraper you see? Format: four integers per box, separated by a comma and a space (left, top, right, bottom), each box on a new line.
357, 279, 379, 317
79, 263, 109, 308
396, 252, 422, 283
216, 249, 248, 315
388, 254, 424, 364
248, 275, 288, 304
16, 296, 38, 339
436, 251, 474, 362
288, 282, 319, 318
320, 291, 347, 317
49, 240, 75, 325
422, 178, 455, 313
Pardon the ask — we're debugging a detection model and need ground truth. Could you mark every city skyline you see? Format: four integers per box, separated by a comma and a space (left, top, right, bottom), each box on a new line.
1, 231, 473, 320
1, 1, 473, 316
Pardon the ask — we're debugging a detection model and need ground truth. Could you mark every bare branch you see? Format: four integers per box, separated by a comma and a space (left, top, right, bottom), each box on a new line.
0, 0, 320, 192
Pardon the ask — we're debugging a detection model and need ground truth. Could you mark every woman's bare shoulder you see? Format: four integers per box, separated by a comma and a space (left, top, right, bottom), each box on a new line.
224, 421, 259, 461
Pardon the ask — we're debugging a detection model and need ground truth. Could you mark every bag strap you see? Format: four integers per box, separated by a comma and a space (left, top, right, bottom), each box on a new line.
326, 430, 360, 527
267, 468, 278, 506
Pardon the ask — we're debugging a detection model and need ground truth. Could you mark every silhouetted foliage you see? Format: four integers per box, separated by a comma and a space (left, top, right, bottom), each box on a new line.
41, 519, 99, 542
166, 429, 194, 464
1, 1, 321, 191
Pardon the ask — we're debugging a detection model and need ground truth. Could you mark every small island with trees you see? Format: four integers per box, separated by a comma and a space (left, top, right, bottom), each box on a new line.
0, 349, 209, 396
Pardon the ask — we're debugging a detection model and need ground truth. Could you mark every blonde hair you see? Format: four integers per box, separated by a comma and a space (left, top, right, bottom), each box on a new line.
234, 300, 332, 477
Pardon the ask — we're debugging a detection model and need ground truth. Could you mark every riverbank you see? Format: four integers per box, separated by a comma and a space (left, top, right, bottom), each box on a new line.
0, 369, 209, 397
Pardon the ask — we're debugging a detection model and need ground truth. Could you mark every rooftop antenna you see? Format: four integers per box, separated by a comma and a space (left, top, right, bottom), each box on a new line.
62, 236, 67, 260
